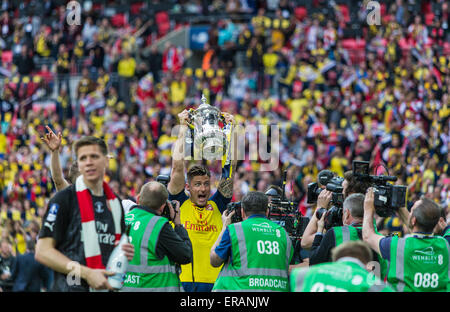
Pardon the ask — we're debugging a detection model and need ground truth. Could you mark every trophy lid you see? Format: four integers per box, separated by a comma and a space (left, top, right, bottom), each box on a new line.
201, 94, 207, 105
196, 93, 220, 113
198, 93, 209, 108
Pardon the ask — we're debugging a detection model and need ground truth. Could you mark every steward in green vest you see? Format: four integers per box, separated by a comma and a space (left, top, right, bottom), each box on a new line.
291, 241, 394, 292
211, 192, 293, 292
363, 189, 450, 292
310, 194, 388, 279
122, 182, 192, 292
386, 234, 449, 292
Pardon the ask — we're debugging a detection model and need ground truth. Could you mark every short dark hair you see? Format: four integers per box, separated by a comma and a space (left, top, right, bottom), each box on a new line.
242, 191, 268, 216
331, 240, 373, 264
413, 197, 441, 233
187, 164, 211, 183
139, 181, 169, 210
73, 136, 108, 158
344, 170, 371, 198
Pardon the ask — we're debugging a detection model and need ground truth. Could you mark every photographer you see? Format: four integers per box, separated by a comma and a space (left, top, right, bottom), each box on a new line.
308, 193, 381, 265
210, 191, 293, 292
363, 189, 450, 291
290, 240, 394, 292
301, 170, 371, 249
122, 181, 192, 291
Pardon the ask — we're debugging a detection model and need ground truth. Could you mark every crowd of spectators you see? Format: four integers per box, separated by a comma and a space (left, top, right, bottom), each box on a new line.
0, 0, 449, 291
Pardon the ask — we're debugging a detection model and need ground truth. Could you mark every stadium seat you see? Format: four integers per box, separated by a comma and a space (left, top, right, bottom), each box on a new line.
294, 6, 307, 21
111, 13, 126, 28
1, 50, 12, 65
338, 4, 350, 24
425, 13, 434, 26
131, 2, 144, 15
444, 42, 450, 56
156, 11, 170, 37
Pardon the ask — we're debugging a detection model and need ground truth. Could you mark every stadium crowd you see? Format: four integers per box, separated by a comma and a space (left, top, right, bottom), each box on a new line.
0, 0, 449, 291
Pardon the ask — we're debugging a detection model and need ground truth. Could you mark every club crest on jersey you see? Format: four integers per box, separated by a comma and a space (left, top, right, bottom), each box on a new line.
94, 201, 104, 214
46, 203, 59, 222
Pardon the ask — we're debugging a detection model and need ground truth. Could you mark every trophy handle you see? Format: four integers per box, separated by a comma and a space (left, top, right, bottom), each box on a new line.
219, 113, 227, 125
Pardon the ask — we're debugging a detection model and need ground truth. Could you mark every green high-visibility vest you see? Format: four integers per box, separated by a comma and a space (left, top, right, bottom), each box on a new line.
387, 234, 450, 292
443, 227, 450, 238
290, 258, 395, 292
334, 225, 389, 281
212, 217, 293, 292
122, 208, 182, 292
334, 226, 360, 246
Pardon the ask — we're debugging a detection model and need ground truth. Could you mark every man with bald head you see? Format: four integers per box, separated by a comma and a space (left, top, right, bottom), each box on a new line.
122, 181, 193, 291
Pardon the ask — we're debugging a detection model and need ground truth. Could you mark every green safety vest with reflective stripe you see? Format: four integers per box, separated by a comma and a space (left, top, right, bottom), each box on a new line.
443, 227, 450, 239
290, 258, 395, 292
334, 225, 389, 281
387, 234, 450, 292
334, 226, 360, 246
212, 217, 293, 292
122, 208, 182, 292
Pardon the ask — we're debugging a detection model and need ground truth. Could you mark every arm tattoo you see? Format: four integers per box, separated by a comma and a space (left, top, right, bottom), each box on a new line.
218, 177, 234, 199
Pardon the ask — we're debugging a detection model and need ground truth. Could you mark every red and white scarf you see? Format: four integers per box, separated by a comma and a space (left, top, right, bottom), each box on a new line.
75, 175, 122, 269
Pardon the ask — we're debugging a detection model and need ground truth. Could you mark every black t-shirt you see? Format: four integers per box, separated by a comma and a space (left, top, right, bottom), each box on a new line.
39, 185, 125, 291
90, 194, 117, 266
309, 225, 379, 265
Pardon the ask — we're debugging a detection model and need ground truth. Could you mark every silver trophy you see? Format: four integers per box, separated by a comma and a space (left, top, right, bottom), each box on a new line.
187, 94, 228, 160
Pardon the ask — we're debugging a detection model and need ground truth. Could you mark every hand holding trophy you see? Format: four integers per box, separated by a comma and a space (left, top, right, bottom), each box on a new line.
186, 94, 233, 161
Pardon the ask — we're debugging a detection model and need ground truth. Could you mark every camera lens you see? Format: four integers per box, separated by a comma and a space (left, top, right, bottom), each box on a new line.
315, 207, 327, 219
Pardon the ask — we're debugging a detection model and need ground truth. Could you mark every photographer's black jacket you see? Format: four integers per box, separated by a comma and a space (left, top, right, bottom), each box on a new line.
309, 223, 378, 265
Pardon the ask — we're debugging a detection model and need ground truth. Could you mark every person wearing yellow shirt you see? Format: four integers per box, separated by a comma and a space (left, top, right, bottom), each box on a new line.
329, 147, 349, 178
271, 29, 284, 52
167, 110, 236, 292
170, 76, 187, 104
117, 50, 136, 78
157, 127, 176, 163
262, 46, 279, 90
12, 220, 27, 255
35, 30, 51, 58
257, 89, 276, 112
0, 132, 6, 156
117, 50, 136, 113
287, 92, 308, 122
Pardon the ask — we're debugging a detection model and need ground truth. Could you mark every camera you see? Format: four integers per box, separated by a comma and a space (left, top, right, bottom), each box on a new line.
352, 161, 407, 217
265, 171, 307, 240
266, 187, 298, 237
156, 174, 178, 221
307, 170, 345, 230
226, 201, 243, 223
307, 170, 344, 207
315, 206, 343, 230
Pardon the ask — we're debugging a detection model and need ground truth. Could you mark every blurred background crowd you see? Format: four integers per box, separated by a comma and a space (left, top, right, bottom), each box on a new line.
0, 0, 448, 291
